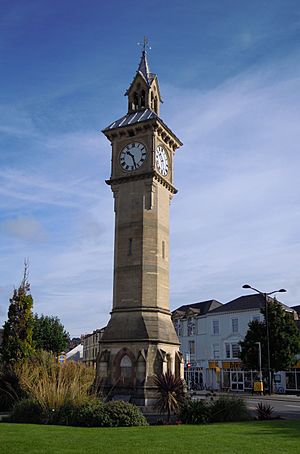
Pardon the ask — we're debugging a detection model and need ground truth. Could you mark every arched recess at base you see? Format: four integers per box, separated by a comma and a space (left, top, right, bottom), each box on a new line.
114, 348, 136, 386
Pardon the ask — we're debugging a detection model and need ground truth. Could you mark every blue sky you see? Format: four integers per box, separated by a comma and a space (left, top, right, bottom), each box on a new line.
1, 0, 300, 336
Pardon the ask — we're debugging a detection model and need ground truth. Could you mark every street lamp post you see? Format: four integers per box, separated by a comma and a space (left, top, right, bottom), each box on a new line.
255, 341, 262, 381
242, 284, 287, 395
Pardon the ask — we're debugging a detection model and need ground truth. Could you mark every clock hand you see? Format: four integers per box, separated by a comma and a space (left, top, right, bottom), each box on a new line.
132, 155, 137, 169
126, 151, 137, 168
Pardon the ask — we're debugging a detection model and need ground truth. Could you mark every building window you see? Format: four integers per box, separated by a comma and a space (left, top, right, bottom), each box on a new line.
225, 343, 230, 358
174, 319, 182, 337
120, 355, 132, 379
188, 340, 195, 355
213, 343, 220, 359
232, 343, 240, 358
212, 320, 220, 335
232, 318, 238, 333
187, 317, 196, 336
162, 241, 166, 259
252, 315, 261, 322
225, 342, 240, 359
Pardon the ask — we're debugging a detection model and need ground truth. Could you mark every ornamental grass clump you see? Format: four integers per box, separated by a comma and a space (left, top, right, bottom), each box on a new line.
13, 350, 95, 411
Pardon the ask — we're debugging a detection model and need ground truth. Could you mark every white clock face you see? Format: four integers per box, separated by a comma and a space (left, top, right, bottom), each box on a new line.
119, 142, 147, 172
155, 145, 169, 176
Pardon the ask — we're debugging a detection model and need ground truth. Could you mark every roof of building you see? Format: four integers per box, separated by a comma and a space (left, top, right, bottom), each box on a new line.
208, 294, 292, 314
102, 108, 182, 146
66, 344, 83, 360
82, 327, 105, 339
103, 108, 158, 132
172, 299, 222, 317
137, 50, 155, 86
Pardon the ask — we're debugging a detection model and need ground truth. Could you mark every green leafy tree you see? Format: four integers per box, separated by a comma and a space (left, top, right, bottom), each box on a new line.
32, 314, 70, 355
240, 299, 300, 378
1, 264, 34, 363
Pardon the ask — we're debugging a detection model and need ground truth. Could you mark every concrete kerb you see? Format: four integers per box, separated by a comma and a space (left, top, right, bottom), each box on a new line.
191, 391, 300, 403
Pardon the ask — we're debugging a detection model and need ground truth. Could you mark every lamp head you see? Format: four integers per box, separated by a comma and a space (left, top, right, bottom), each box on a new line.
278, 289, 287, 293
242, 284, 251, 289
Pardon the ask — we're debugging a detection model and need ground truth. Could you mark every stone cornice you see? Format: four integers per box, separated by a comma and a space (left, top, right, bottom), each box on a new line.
106, 170, 178, 194
111, 306, 172, 316
99, 338, 180, 346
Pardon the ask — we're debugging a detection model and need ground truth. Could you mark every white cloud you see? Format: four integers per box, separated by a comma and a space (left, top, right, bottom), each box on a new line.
1, 55, 299, 335
165, 61, 300, 310
2, 216, 46, 241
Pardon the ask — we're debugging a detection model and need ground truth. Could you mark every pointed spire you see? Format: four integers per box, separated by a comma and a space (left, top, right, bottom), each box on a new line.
125, 38, 162, 115
137, 50, 151, 85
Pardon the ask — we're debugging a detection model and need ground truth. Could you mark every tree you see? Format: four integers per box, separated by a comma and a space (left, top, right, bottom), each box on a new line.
153, 371, 186, 422
1, 263, 34, 363
32, 314, 70, 355
240, 299, 300, 380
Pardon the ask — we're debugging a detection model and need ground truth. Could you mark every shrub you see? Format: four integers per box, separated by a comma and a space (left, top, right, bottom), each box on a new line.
104, 401, 148, 427
0, 364, 26, 411
209, 396, 251, 423
9, 397, 147, 427
54, 400, 112, 427
179, 399, 210, 424
256, 402, 275, 420
9, 399, 45, 424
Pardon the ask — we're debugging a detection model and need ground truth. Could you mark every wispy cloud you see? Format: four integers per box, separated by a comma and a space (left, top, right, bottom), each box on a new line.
165, 60, 300, 310
0, 44, 299, 335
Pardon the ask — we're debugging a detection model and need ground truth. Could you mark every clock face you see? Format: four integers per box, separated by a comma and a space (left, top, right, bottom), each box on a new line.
119, 142, 147, 172
155, 145, 169, 176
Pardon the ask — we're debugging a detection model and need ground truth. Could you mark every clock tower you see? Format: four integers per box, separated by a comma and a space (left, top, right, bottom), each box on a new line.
96, 44, 184, 405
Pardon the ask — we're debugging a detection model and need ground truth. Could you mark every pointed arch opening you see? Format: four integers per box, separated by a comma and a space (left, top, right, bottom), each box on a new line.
120, 355, 132, 380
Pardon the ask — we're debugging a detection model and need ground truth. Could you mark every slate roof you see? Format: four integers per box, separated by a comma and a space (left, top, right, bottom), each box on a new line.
102, 108, 183, 146
103, 108, 157, 132
208, 294, 292, 314
172, 299, 222, 317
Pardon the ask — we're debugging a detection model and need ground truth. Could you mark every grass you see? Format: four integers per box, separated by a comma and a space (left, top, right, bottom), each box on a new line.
0, 421, 300, 454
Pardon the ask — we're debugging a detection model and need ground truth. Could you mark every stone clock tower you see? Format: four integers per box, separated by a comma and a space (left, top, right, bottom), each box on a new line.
96, 44, 184, 405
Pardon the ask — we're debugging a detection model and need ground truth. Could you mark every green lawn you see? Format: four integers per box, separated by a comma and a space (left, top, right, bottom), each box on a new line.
0, 421, 300, 454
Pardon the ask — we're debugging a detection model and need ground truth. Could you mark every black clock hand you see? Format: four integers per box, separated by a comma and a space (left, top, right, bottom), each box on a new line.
126, 151, 137, 168
132, 155, 137, 168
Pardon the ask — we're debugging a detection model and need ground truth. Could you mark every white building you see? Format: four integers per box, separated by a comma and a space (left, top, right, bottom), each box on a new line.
172, 294, 299, 392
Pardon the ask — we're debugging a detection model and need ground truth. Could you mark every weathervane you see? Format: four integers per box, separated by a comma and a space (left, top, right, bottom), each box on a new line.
137, 36, 151, 53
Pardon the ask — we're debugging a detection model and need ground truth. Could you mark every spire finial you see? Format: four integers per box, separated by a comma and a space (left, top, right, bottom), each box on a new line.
138, 36, 151, 53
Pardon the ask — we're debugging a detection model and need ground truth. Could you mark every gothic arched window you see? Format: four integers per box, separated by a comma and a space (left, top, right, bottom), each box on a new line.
120, 355, 132, 379
133, 92, 139, 110
141, 89, 146, 108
